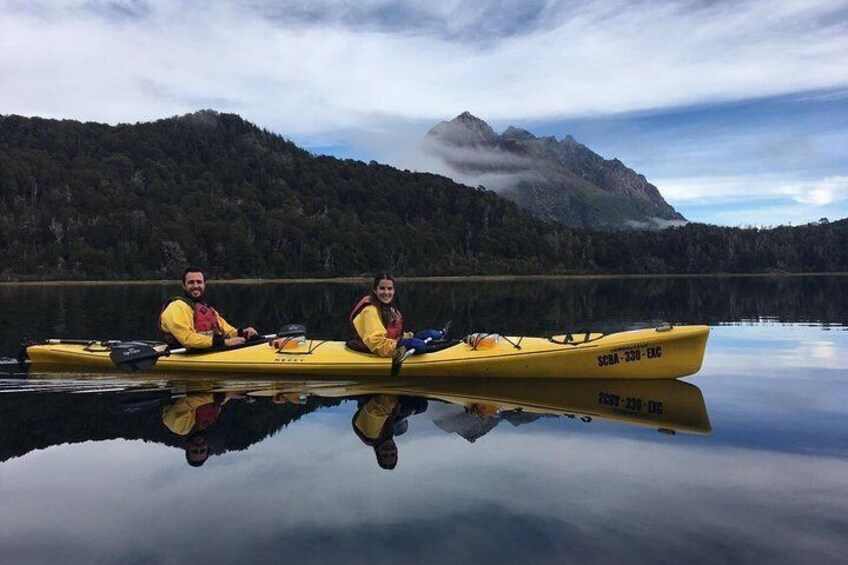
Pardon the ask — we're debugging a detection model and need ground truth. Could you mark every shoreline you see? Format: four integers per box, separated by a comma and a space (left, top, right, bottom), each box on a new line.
1, 272, 848, 286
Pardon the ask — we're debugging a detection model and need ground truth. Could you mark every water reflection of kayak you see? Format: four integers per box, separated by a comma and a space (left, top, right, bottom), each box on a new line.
278, 377, 711, 435
24, 325, 708, 380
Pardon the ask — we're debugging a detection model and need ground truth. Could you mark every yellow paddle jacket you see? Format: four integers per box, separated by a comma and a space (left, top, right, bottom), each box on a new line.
352, 305, 412, 358
160, 299, 239, 349
161, 394, 233, 436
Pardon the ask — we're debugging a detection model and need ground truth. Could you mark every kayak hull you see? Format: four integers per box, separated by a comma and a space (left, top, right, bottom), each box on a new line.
25, 325, 709, 379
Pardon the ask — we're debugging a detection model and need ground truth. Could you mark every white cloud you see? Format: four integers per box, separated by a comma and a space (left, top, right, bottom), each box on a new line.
707, 204, 848, 227
706, 334, 848, 373
1, 1, 847, 137
778, 176, 848, 206
654, 175, 779, 202
649, 173, 848, 225
3, 1, 847, 226
625, 217, 690, 229
656, 174, 848, 206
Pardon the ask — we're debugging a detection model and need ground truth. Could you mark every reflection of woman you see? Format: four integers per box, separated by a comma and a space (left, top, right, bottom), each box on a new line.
352, 394, 428, 470
349, 272, 442, 357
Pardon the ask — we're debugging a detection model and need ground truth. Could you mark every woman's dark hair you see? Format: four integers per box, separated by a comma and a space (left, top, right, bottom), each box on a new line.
370, 272, 398, 328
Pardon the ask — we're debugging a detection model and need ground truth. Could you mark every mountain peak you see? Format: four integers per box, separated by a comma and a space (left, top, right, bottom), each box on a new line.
427, 112, 498, 147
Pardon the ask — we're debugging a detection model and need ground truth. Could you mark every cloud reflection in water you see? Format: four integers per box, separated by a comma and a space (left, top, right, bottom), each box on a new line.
0, 417, 845, 564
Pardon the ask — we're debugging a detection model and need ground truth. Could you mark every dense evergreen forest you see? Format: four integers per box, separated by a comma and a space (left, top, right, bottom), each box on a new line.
0, 111, 845, 280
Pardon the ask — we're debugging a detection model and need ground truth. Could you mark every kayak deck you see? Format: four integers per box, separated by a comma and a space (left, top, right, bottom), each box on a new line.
25, 325, 709, 379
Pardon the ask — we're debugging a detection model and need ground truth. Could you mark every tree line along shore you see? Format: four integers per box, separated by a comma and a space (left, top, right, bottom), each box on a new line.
2, 272, 848, 286
1, 112, 846, 280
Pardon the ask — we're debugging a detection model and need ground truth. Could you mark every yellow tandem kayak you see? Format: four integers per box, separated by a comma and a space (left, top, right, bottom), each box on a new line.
24, 324, 709, 379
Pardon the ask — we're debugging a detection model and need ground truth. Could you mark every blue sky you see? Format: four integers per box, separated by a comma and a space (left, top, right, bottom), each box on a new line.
1, 0, 847, 226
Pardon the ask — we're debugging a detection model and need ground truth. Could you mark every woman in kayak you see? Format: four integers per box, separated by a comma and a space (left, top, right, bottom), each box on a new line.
349, 272, 442, 357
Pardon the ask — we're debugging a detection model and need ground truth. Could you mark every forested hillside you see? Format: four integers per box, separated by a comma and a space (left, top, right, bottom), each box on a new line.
0, 111, 845, 279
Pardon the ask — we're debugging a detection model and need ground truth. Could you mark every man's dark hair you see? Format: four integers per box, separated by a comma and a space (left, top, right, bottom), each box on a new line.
182, 267, 206, 284
185, 431, 210, 468
187, 456, 206, 467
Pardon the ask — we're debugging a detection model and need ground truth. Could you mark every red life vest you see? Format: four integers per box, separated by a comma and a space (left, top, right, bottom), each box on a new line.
350, 295, 403, 349
194, 402, 221, 431
160, 296, 223, 346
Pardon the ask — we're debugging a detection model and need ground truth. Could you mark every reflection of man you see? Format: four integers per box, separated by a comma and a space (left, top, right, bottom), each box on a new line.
159, 267, 257, 349
162, 392, 241, 467
352, 395, 427, 470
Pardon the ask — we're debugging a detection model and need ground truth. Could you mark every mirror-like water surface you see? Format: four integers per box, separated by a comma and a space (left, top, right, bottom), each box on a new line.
0, 277, 846, 564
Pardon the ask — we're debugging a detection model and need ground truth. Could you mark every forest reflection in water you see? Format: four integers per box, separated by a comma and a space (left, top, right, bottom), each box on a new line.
1, 275, 847, 355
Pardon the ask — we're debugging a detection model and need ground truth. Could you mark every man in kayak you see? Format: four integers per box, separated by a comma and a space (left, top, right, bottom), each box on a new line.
160, 267, 258, 349
349, 272, 442, 357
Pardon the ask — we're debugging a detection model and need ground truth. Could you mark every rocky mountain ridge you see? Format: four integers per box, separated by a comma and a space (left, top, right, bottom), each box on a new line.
425, 111, 685, 231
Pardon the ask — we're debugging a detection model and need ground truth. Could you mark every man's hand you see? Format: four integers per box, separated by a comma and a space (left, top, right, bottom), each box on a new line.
242, 327, 258, 339
224, 336, 246, 347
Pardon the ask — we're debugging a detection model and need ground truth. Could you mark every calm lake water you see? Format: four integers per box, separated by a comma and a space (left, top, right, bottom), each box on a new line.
1, 277, 846, 564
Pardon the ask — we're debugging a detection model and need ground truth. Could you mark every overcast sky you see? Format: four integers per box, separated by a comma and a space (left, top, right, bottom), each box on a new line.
1, 0, 847, 226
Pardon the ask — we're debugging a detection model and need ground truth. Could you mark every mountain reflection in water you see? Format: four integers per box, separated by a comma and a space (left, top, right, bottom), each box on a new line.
0, 377, 709, 469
